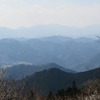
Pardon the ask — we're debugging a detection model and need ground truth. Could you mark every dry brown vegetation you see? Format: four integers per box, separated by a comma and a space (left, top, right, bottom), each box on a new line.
0, 69, 100, 100
0, 79, 99, 100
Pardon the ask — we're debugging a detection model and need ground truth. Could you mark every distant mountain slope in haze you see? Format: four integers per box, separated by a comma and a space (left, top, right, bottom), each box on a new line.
74, 53, 100, 72
75, 37, 95, 43
0, 36, 100, 72
5, 63, 75, 79
0, 24, 100, 38
24, 67, 100, 93
40, 36, 73, 43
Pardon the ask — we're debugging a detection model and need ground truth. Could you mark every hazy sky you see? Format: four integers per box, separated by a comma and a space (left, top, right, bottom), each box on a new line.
0, 0, 100, 28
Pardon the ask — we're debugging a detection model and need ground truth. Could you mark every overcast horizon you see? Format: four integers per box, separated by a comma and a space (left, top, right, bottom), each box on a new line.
0, 0, 100, 28
0, 0, 100, 38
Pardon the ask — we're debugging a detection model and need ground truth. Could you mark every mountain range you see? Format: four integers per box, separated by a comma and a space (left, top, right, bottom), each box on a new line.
0, 36, 100, 72
0, 24, 100, 38
5, 63, 75, 79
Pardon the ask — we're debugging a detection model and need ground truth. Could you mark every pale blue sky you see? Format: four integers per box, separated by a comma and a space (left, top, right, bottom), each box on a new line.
0, 0, 100, 28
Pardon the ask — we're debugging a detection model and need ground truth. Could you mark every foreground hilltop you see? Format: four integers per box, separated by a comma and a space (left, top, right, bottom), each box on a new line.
23, 67, 100, 93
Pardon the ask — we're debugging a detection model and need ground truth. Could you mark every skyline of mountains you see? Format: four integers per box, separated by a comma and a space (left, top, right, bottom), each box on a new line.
0, 24, 100, 39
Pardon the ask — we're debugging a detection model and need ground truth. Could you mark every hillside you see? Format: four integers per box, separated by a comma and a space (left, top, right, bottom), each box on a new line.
0, 36, 100, 72
5, 63, 75, 79
23, 67, 100, 93
74, 53, 100, 72
0, 24, 100, 38
24, 68, 74, 93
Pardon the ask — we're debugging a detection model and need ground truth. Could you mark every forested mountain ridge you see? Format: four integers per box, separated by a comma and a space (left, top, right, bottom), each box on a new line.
0, 36, 100, 72
5, 63, 75, 79
23, 67, 100, 93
